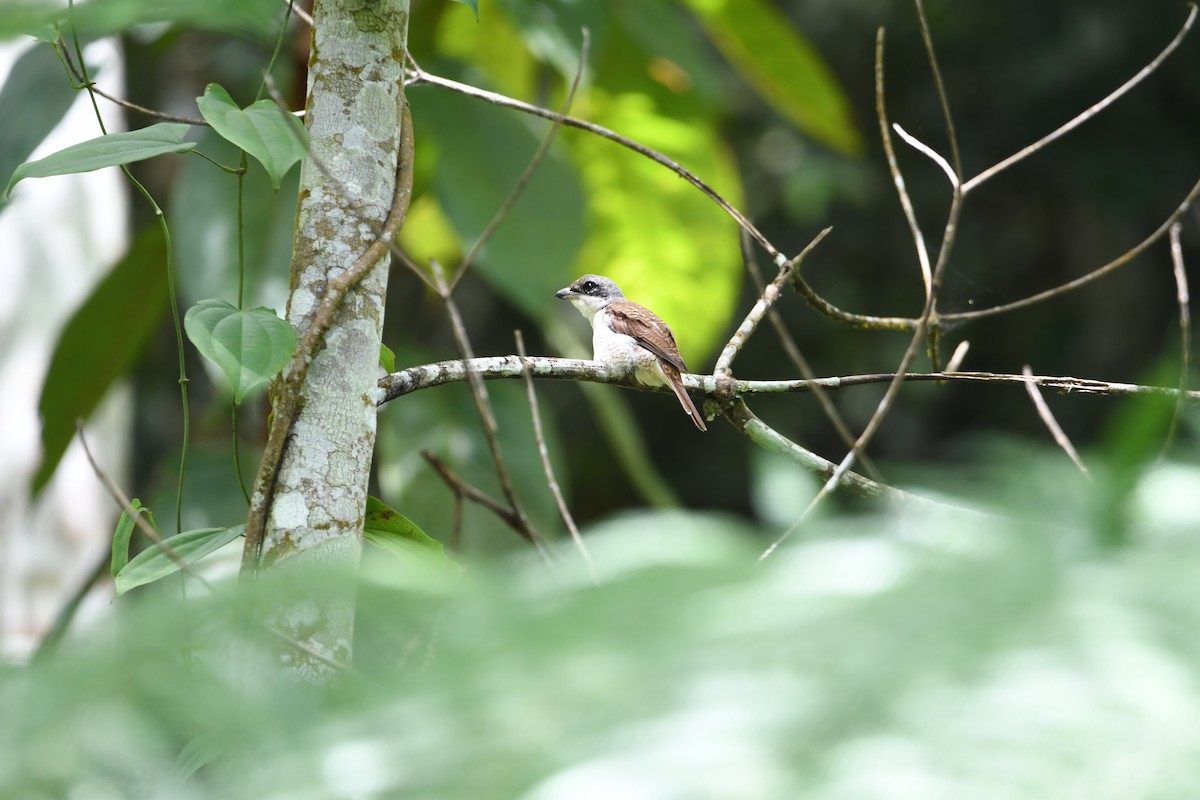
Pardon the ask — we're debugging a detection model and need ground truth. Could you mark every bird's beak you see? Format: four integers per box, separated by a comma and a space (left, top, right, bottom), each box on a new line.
554, 287, 573, 299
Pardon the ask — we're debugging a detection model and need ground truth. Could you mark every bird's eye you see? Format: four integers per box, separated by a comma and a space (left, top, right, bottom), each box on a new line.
581, 280, 597, 293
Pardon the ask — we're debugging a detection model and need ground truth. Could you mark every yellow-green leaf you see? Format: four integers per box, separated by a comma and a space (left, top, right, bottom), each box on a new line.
682, 0, 862, 155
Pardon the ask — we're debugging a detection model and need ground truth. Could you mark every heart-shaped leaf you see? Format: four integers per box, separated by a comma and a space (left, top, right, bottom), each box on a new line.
6, 122, 195, 195
114, 525, 245, 596
184, 299, 296, 403
197, 84, 308, 189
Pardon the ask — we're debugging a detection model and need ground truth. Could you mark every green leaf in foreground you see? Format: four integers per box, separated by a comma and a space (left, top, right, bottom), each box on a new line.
184, 300, 296, 404
33, 226, 168, 493
110, 499, 150, 578
114, 525, 245, 596
364, 495, 455, 574
6, 123, 195, 195
196, 84, 308, 189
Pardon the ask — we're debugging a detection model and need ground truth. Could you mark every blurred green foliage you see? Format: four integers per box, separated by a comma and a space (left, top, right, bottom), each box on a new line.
8, 450, 1200, 796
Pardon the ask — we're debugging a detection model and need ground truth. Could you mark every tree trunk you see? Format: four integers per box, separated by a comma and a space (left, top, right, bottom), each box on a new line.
259, 0, 410, 679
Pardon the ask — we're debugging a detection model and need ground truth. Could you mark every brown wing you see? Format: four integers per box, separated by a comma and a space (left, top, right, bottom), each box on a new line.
607, 300, 689, 372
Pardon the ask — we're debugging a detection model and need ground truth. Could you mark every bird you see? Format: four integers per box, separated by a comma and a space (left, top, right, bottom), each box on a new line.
555, 274, 707, 431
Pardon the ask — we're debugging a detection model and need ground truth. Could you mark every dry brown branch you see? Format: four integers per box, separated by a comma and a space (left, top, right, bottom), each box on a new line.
1021, 365, 1092, 479
420, 450, 542, 550
876, 30, 933, 298
913, 0, 963, 180
431, 263, 553, 563
515, 331, 596, 581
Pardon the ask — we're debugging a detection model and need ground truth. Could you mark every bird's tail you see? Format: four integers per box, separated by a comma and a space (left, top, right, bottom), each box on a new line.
662, 363, 707, 432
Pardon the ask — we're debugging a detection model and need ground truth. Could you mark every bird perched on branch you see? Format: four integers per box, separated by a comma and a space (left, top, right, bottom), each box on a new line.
555, 274, 707, 431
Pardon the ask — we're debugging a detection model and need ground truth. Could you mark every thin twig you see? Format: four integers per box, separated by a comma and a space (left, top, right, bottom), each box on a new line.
77, 424, 195, 574
944, 339, 970, 372
893, 123, 958, 189
407, 66, 781, 262
1163, 223, 1191, 454
962, 3, 1197, 193
1022, 365, 1092, 479
875, 29, 933, 299
739, 229, 884, 480
715, 227, 832, 377
54, 39, 207, 126
913, 0, 963, 181
448, 28, 590, 293
431, 263, 553, 562
516, 330, 597, 582
942, 175, 1200, 323
420, 451, 534, 545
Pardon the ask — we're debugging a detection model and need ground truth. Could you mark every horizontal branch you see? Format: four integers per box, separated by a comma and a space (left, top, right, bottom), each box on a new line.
377, 357, 1200, 405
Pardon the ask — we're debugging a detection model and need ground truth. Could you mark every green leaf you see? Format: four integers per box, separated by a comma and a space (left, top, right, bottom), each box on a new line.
379, 343, 396, 374
0, 0, 284, 41
364, 496, 449, 562
110, 499, 150, 578
114, 525, 244, 596
682, 0, 862, 155
6, 123, 195, 195
183, 300, 296, 404
0, 44, 78, 198
196, 84, 308, 189
418, 78, 586, 319
33, 226, 168, 493
448, 0, 479, 19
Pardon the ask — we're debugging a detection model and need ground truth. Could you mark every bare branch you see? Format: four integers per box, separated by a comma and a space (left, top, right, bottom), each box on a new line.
893, 123, 958, 189
876, 29, 933, 298
407, 67, 782, 262
1163, 223, 1191, 454
421, 451, 528, 539
944, 340, 970, 373
913, 0, 963, 178
379, 357, 1200, 404
1022, 365, 1092, 479
715, 227, 832, 377
431, 263, 553, 562
739, 229, 884, 481
942, 175, 1200, 323
962, 3, 1198, 193
448, 28, 590, 292
515, 331, 596, 582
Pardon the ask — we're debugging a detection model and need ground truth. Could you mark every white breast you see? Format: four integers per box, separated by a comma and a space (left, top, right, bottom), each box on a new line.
593, 312, 667, 387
